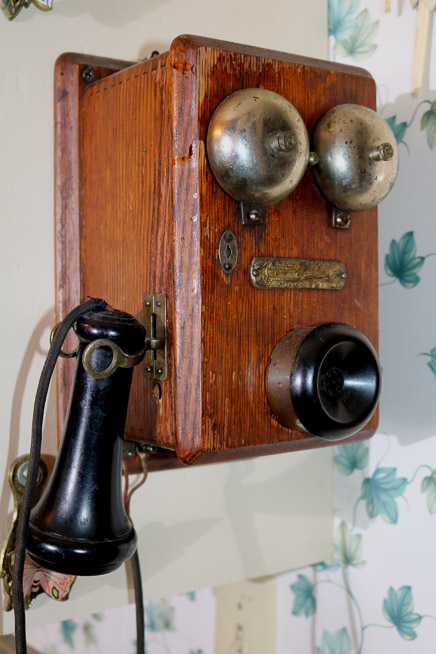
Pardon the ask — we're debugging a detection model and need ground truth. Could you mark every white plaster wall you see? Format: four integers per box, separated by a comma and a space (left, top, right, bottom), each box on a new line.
0, 0, 331, 634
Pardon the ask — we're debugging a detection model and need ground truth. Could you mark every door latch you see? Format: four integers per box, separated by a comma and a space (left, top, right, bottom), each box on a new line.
143, 293, 167, 381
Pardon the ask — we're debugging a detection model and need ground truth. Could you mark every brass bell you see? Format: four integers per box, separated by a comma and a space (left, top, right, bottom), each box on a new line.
310, 104, 399, 212
206, 88, 309, 206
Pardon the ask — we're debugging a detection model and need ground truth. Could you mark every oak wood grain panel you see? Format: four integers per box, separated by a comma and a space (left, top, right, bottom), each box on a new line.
172, 38, 378, 462
169, 37, 203, 463
81, 53, 176, 449
54, 53, 134, 435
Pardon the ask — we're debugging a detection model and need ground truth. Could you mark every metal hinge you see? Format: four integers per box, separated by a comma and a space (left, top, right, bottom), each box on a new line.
142, 293, 167, 381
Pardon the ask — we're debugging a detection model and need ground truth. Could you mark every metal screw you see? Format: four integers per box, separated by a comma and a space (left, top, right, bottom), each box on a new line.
157, 368, 163, 375
223, 262, 232, 272
145, 300, 151, 307
156, 301, 161, 307
371, 142, 394, 162
308, 151, 319, 166
249, 210, 260, 222
146, 365, 152, 373
276, 131, 296, 152
332, 210, 351, 229
224, 230, 233, 243
82, 66, 96, 84
252, 270, 259, 277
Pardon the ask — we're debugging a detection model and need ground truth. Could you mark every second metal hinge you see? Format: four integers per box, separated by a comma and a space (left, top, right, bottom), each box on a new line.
143, 293, 167, 381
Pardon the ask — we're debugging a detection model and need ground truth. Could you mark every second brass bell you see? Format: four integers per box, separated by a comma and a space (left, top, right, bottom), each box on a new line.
310, 104, 399, 212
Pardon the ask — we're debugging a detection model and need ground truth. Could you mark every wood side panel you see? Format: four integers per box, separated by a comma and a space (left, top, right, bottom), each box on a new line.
81, 54, 176, 449
169, 38, 204, 463
54, 54, 134, 435
181, 42, 378, 461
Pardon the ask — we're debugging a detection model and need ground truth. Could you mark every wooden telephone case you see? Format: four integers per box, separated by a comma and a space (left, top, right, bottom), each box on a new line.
55, 35, 378, 469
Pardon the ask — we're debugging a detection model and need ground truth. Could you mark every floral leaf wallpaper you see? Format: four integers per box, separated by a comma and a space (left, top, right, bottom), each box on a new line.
382, 586, 422, 640
334, 443, 368, 475
334, 9, 379, 61
383, 231, 426, 288
329, 1, 379, 61
421, 469, 436, 514
420, 346, 436, 378
359, 467, 407, 524
328, 0, 360, 41
145, 599, 175, 632
316, 628, 352, 654
290, 575, 316, 617
384, 115, 408, 145
28, 591, 215, 654
281, 437, 436, 653
60, 620, 76, 649
420, 100, 436, 148
333, 522, 365, 569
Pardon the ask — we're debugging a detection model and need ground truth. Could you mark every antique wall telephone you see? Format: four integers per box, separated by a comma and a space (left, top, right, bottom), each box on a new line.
7, 34, 399, 653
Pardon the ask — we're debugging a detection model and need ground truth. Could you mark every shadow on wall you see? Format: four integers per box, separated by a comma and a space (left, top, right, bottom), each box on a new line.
377, 90, 436, 444
224, 455, 333, 577
0, 309, 57, 629
14, 0, 169, 28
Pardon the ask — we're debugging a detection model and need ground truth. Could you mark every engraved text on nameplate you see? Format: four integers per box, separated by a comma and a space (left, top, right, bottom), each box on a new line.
249, 258, 346, 290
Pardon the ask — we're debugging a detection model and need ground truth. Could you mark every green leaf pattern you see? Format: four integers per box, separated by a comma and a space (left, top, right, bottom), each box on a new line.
334, 521, 365, 569
334, 443, 368, 475
290, 574, 316, 617
420, 100, 436, 149
384, 231, 425, 288
328, 0, 360, 40
145, 599, 176, 632
421, 346, 436, 379
361, 467, 407, 524
183, 591, 197, 601
383, 586, 422, 640
60, 620, 77, 649
385, 116, 408, 145
335, 9, 379, 61
316, 628, 352, 654
421, 469, 436, 514
82, 622, 97, 647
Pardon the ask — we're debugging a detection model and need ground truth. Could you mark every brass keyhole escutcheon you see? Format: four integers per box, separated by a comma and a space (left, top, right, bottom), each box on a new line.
219, 229, 238, 274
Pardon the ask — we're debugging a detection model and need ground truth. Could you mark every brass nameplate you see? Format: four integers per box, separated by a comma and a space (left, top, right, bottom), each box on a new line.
249, 257, 346, 290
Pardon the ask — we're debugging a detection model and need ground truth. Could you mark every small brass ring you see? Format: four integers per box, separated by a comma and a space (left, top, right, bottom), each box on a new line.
82, 339, 125, 379
50, 323, 78, 358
